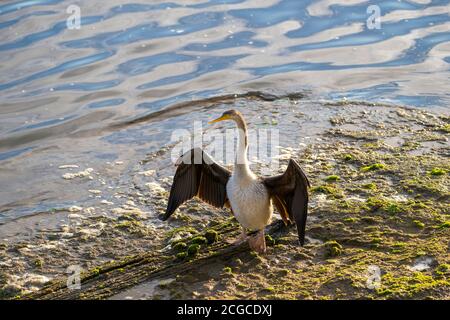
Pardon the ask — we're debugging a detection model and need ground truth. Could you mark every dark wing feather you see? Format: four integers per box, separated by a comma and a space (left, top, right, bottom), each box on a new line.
272, 195, 291, 226
263, 159, 310, 245
162, 148, 231, 220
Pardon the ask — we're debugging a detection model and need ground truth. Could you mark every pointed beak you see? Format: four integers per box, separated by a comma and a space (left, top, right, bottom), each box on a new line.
208, 114, 230, 124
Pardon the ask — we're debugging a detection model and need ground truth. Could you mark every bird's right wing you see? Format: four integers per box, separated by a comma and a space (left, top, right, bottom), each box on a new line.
162, 148, 231, 220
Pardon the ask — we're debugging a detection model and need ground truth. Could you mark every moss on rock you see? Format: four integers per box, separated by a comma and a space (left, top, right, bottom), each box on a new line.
205, 230, 219, 244
187, 244, 201, 256
324, 241, 343, 257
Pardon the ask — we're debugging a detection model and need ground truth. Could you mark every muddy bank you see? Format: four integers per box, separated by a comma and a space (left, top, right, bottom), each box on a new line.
1, 97, 449, 300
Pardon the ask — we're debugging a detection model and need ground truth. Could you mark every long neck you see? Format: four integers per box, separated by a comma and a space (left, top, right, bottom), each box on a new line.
234, 115, 252, 177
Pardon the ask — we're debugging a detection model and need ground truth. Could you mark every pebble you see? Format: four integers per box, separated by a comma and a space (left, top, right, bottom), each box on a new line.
139, 170, 156, 177
58, 165, 79, 169
68, 206, 82, 212
68, 213, 83, 219
62, 168, 94, 180
145, 182, 166, 195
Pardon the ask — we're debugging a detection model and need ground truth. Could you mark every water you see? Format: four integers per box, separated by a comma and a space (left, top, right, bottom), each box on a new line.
0, 0, 450, 225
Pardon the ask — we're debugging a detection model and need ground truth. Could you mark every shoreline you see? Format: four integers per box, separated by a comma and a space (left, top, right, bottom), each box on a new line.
1, 98, 449, 300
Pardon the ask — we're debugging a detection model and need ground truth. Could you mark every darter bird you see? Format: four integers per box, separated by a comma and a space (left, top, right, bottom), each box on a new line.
162, 110, 310, 253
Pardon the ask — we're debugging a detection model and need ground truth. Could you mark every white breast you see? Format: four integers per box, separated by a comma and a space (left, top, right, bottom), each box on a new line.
226, 174, 272, 231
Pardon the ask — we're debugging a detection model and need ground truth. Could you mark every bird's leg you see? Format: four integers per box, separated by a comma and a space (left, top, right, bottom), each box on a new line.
248, 229, 266, 254
235, 228, 248, 244
227, 227, 248, 245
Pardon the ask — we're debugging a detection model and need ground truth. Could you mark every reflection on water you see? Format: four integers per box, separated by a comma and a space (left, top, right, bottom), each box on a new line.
0, 0, 449, 222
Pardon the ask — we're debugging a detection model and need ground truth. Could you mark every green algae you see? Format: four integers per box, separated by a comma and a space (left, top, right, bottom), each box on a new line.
376, 272, 450, 298
362, 183, 377, 190
265, 235, 276, 246
191, 236, 207, 245
311, 185, 343, 198
361, 163, 386, 172
429, 168, 447, 176
34, 259, 43, 268
344, 154, 354, 161
172, 242, 187, 252
187, 244, 201, 256
324, 241, 343, 257
385, 203, 404, 215
437, 221, 450, 229
176, 252, 187, 260
223, 267, 232, 274
114, 220, 148, 235
261, 286, 275, 293
166, 226, 198, 238
311, 185, 335, 194
362, 142, 382, 150
325, 175, 340, 182
90, 267, 102, 277
435, 264, 449, 276
365, 196, 412, 215
412, 220, 425, 228
204, 230, 219, 244
438, 124, 450, 133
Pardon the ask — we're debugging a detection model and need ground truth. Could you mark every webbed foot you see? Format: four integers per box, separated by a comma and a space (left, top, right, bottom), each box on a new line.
248, 230, 266, 254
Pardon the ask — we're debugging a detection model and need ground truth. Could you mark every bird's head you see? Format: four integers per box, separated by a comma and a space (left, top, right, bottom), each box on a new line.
208, 109, 243, 125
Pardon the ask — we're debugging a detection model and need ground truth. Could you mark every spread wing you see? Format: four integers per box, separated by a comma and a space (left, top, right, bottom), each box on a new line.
263, 159, 310, 245
162, 148, 231, 220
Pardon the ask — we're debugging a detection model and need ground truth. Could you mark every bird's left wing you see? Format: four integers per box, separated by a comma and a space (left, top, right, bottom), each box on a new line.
262, 159, 310, 245
162, 148, 231, 220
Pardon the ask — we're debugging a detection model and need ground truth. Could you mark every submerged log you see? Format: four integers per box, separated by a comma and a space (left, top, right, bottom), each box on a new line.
25, 219, 290, 300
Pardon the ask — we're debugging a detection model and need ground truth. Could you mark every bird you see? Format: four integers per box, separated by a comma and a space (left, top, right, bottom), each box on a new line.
161, 109, 310, 253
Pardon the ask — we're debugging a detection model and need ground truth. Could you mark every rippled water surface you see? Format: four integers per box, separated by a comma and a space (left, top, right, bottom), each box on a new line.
0, 0, 449, 223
